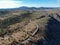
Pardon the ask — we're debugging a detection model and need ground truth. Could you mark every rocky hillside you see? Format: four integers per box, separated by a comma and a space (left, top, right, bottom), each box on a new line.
0, 10, 60, 45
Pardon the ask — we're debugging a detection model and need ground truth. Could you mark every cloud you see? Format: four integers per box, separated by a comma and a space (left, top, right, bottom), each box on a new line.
0, 0, 12, 1
0, 1, 22, 9
0, 0, 22, 1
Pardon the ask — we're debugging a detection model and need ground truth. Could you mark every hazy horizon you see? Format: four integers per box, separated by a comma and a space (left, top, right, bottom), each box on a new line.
0, 0, 60, 9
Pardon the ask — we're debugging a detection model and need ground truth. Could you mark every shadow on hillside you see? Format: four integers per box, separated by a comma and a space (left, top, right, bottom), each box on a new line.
44, 16, 60, 45
35, 16, 60, 45
0, 12, 31, 28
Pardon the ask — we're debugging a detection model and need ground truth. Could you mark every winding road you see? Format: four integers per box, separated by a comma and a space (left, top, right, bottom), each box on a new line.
0, 21, 39, 45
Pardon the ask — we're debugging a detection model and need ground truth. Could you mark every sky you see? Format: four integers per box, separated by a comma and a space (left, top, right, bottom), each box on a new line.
0, 0, 60, 9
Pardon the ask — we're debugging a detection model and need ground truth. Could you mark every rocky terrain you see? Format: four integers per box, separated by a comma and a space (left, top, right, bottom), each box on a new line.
0, 9, 60, 45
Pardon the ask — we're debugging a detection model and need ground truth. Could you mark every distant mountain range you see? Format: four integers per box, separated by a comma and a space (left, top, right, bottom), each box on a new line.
0, 6, 60, 10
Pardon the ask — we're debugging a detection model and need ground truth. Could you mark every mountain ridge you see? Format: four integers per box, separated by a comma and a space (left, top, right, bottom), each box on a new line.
0, 6, 60, 10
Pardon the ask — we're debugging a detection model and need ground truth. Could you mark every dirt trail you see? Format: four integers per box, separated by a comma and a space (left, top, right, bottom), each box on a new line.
0, 20, 39, 45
